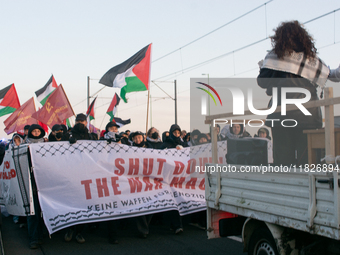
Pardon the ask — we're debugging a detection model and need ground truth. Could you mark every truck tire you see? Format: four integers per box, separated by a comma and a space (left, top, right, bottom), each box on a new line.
248, 227, 279, 255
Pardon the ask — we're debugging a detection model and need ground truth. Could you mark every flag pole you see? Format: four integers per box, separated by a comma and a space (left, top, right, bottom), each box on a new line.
146, 43, 152, 134
146, 88, 150, 134
60, 84, 75, 116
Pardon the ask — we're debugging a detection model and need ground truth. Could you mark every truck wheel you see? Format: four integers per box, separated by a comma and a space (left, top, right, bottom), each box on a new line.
248, 227, 279, 255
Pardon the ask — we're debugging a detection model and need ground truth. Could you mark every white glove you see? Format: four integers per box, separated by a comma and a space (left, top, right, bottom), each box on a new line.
328, 64, 340, 82
176, 145, 183, 150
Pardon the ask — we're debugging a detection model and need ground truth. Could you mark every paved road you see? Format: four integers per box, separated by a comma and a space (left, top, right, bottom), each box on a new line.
2, 214, 247, 255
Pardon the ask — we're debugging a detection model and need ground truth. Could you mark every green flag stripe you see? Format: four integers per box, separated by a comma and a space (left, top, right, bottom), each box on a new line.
120, 76, 147, 103
0, 107, 16, 117
40, 91, 54, 105
107, 111, 114, 122
66, 118, 72, 128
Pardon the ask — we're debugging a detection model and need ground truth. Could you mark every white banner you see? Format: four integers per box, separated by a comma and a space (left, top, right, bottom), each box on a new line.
0, 145, 32, 216
29, 140, 227, 234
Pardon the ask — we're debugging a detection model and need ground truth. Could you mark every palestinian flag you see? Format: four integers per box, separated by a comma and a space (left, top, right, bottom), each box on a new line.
113, 117, 130, 128
0, 84, 20, 117
66, 118, 72, 128
62, 116, 73, 128
99, 44, 152, 103
35, 75, 58, 105
106, 93, 120, 121
86, 97, 97, 121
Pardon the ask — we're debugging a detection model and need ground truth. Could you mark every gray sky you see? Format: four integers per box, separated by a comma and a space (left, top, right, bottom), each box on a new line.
1, 0, 339, 137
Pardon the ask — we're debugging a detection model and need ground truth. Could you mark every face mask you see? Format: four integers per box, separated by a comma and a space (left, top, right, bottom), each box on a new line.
151, 132, 159, 139
56, 132, 63, 139
74, 123, 87, 132
106, 132, 117, 139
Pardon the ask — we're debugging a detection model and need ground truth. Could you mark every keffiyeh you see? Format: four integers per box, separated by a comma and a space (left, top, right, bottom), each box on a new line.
261, 50, 330, 89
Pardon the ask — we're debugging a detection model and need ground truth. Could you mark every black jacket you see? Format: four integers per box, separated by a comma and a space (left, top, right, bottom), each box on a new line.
62, 123, 96, 142
257, 68, 322, 129
160, 137, 188, 149
145, 138, 163, 149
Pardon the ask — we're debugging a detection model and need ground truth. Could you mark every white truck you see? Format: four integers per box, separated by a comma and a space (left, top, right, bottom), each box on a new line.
205, 88, 340, 254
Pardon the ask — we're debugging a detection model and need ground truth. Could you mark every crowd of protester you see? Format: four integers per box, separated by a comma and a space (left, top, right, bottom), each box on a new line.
0, 112, 272, 249
1, 20, 339, 250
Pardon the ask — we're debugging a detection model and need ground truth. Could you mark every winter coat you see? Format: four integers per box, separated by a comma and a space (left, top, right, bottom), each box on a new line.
160, 124, 188, 149
257, 68, 322, 129
222, 125, 251, 139
62, 123, 96, 142
145, 137, 163, 149
160, 137, 188, 149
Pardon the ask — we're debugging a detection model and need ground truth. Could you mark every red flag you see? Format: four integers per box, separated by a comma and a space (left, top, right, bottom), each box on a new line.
86, 97, 97, 121
32, 85, 75, 129
4, 97, 38, 135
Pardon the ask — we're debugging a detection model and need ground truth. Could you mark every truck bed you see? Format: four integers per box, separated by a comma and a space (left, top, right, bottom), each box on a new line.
206, 165, 340, 240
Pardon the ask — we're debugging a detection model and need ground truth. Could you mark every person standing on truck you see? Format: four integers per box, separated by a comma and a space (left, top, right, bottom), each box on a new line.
257, 20, 340, 166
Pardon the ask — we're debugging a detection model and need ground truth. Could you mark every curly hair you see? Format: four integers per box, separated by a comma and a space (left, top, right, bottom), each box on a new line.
271, 20, 317, 59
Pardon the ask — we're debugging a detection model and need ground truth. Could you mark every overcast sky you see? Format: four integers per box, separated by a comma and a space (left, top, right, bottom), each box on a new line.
1, 0, 339, 138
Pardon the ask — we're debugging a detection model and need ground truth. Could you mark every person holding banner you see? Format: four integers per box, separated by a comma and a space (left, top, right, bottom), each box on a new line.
160, 124, 188, 150
24, 124, 46, 249
62, 113, 97, 143
12, 133, 24, 146
48, 124, 64, 142
102, 121, 121, 143
62, 113, 97, 244
160, 124, 188, 234
145, 127, 162, 149
131, 131, 146, 148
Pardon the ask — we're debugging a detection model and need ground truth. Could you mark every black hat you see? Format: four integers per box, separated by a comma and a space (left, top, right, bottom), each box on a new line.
169, 124, 181, 134
75, 113, 87, 122
131, 131, 144, 139
105, 121, 120, 132
24, 125, 31, 130
52, 124, 63, 132
28, 124, 45, 139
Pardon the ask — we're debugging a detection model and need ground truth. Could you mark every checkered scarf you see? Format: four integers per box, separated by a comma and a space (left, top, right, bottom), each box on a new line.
261, 50, 330, 89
